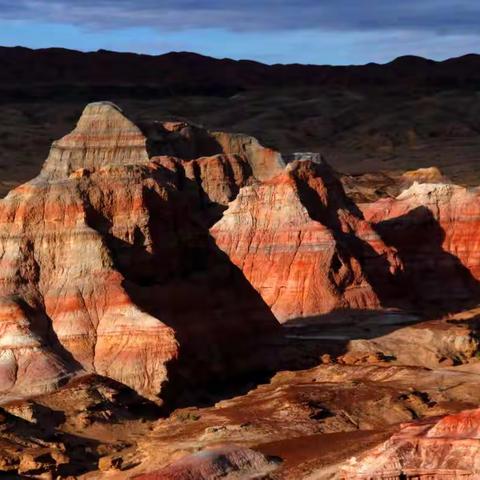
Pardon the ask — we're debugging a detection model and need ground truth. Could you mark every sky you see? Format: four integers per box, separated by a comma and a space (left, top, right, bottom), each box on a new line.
1, 0, 479, 65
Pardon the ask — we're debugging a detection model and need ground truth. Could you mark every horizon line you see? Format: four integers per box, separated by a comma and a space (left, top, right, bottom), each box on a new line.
2, 44, 479, 68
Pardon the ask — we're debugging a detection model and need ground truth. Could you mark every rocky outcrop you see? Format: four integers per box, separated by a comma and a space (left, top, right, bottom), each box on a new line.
141, 119, 284, 181
341, 167, 448, 203
345, 313, 480, 369
41, 102, 149, 178
0, 408, 71, 477
342, 409, 480, 479
0, 102, 279, 402
0, 105, 177, 400
141, 119, 284, 221
102, 360, 480, 479
211, 158, 401, 322
155, 153, 253, 222
210, 130, 284, 181
4, 98, 480, 480
134, 445, 280, 480
362, 182, 480, 309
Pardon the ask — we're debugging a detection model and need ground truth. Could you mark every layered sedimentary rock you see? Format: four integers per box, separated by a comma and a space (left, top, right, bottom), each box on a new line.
211, 158, 402, 322
362, 182, 480, 308
141, 119, 284, 222
210, 130, 284, 181
342, 409, 480, 479
141, 119, 284, 181
94, 359, 480, 478
0, 102, 279, 402
155, 153, 253, 222
42, 101, 150, 178
0, 103, 177, 399
134, 445, 280, 480
3, 99, 480, 480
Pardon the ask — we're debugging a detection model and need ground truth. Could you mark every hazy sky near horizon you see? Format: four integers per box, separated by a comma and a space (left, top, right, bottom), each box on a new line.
1, 0, 480, 64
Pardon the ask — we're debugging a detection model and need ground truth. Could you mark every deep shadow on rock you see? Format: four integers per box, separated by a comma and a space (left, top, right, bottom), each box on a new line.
374, 205, 480, 313
82, 166, 282, 410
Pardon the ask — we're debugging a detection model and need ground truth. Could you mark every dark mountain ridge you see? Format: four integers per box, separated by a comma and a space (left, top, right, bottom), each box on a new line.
1, 46, 480, 93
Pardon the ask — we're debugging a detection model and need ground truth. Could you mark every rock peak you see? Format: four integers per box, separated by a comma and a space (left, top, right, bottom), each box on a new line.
41, 100, 149, 178
83, 100, 123, 113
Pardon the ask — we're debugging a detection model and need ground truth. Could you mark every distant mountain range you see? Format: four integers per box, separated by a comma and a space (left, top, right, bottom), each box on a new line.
1, 46, 480, 94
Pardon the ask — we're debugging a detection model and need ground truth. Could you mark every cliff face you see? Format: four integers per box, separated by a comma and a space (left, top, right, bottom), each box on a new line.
0, 103, 176, 400
41, 101, 150, 178
211, 158, 402, 322
0, 102, 279, 402
141, 119, 284, 182
362, 182, 480, 308
342, 409, 480, 479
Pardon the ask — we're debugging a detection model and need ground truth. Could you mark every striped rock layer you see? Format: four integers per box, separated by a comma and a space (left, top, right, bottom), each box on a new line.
0, 102, 279, 401
342, 409, 480, 479
211, 160, 402, 322
362, 182, 480, 308
212, 163, 480, 321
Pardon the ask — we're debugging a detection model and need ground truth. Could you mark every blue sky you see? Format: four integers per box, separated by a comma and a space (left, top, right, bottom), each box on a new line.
1, 1, 480, 65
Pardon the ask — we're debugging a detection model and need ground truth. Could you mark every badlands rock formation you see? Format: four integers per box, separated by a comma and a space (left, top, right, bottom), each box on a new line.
211, 158, 402, 322
362, 181, 480, 309
2, 101, 412, 397
144, 120, 285, 222
342, 409, 480, 479
90, 360, 480, 479
142, 119, 284, 180
0, 102, 179, 400
1, 100, 480, 479
0, 102, 280, 402
134, 444, 280, 480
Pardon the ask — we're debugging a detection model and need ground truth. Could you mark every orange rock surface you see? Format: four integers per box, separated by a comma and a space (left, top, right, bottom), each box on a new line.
0, 102, 279, 402
342, 409, 480, 479
211, 159, 401, 322
362, 182, 480, 308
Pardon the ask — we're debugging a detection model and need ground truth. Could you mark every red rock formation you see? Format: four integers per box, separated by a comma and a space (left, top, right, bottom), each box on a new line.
134, 444, 280, 480
41, 101, 149, 178
0, 104, 178, 399
0, 102, 279, 402
142, 119, 284, 221
210, 130, 283, 181
142, 119, 284, 182
3, 98, 480, 480
342, 409, 480, 479
211, 158, 402, 322
362, 182, 480, 307
155, 153, 252, 212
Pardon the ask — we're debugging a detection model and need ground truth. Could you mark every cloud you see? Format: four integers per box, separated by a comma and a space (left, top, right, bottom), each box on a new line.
1, 0, 480, 34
